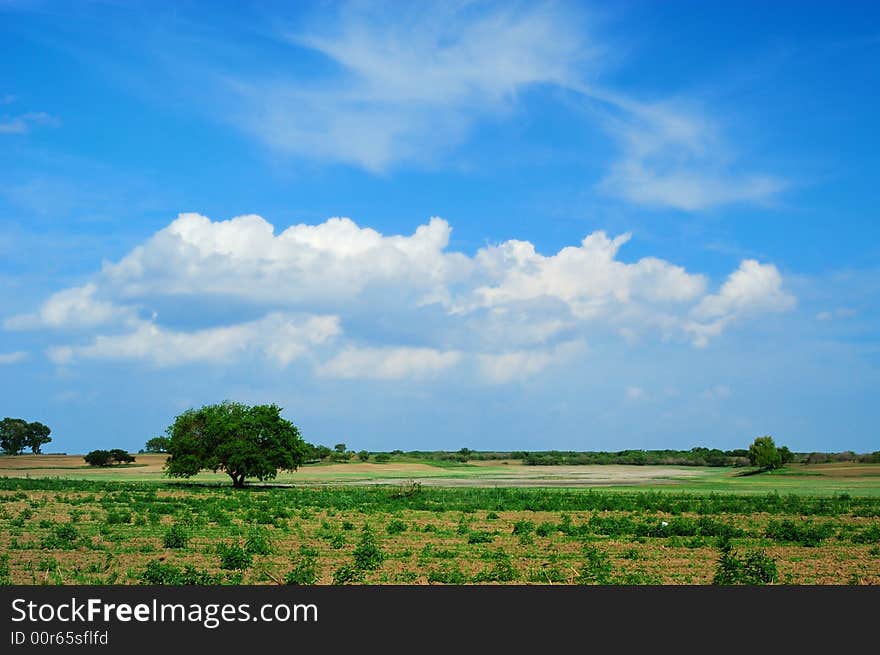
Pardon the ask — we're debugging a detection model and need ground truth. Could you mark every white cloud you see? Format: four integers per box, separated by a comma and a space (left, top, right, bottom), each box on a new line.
14, 213, 796, 377
319, 346, 461, 380
467, 231, 706, 321
815, 311, 833, 321
477, 341, 585, 384
686, 260, 795, 347
0, 351, 28, 364
101, 212, 469, 307
5, 283, 137, 330
693, 259, 796, 319
47, 313, 340, 367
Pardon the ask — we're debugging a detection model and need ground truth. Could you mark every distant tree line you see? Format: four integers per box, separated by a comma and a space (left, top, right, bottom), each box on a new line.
0, 417, 52, 455
367, 444, 879, 468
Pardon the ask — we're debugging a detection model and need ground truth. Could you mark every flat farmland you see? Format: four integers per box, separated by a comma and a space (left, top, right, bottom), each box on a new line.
1, 476, 878, 585
3, 455, 880, 496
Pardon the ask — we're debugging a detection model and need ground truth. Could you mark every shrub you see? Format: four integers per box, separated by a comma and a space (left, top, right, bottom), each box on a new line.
713, 543, 778, 585
41, 523, 79, 550
851, 524, 880, 545
284, 548, 318, 585
162, 524, 189, 549
512, 519, 534, 536
535, 521, 556, 537
621, 547, 642, 560
765, 519, 832, 547
428, 565, 468, 584
576, 545, 613, 584
332, 563, 364, 585
467, 530, 494, 544
353, 526, 385, 571
473, 549, 517, 583
37, 556, 59, 572
245, 527, 273, 555
139, 560, 220, 585
218, 543, 253, 570
0, 553, 10, 585
105, 510, 132, 525
386, 519, 407, 535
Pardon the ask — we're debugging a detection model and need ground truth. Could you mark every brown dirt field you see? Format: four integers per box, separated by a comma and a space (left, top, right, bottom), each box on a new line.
0, 453, 169, 474
3, 487, 878, 585
795, 463, 880, 478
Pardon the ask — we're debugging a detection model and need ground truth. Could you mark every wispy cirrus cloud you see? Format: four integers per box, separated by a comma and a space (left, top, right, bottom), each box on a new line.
595, 97, 786, 210
218, 2, 784, 208
230, 2, 594, 172
0, 110, 59, 135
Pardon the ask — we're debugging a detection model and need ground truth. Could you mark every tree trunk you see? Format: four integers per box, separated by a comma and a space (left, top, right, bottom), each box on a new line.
230, 472, 246, 488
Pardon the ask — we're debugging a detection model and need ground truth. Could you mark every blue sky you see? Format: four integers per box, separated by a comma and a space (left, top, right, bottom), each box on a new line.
1, 1, 878, 454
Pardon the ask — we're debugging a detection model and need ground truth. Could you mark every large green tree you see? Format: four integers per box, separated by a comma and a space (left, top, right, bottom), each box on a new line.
0, 418, 28, 455
25, 422, 52, 454
163, 401, 307, 487
1, 418, 53, 455
748, 435, 784, 471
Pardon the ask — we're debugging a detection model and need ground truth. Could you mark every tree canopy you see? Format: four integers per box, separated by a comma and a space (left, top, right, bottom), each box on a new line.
163, 401, 307, 487
143, 436, 170, 453
1, 418, 52, 455
84, 449, 135, 467
748, 435, 784, 471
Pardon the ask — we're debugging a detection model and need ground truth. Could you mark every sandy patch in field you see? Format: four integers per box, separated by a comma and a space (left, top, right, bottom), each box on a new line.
294, 464, 707, 487
307, 463, 441, 474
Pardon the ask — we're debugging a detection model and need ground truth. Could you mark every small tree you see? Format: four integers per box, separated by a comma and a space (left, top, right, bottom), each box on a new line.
330, 443, 352, 462
163, 401, 307, 488
84, 449, 135, 466
84, 450, 113, 467
748, 436, 783, 471
109, 449, 135, 464
357, 450, 370, 462
778, 445, 795, 465
144, 436, 170, 453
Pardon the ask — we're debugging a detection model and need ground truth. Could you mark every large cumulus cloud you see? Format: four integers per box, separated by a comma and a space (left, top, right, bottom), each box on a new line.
5, 212, 796, 381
